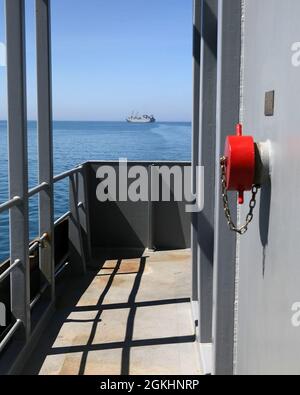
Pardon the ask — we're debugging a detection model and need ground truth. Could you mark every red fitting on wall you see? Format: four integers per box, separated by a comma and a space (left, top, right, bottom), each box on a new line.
224, 124, 256, 205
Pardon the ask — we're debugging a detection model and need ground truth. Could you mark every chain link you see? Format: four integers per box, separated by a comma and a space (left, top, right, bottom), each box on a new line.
220, 156, 260, 235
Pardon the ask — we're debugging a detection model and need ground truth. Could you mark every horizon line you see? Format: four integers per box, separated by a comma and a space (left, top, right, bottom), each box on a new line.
0, 119, 192, 124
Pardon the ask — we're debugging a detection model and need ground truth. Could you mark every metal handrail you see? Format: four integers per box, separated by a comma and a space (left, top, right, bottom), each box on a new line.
54, 211, 71, 226
0, 165, 82, 215
0, 163, 84, 352
0, 196, 22, 215
53, 166, 83, 184
0, 320, 22, 354
0, 259, 21, 283
30, 283, 48, 310
28, 182, 49, 198
30, 253, 70, 310
55, 259, 69, 278
29, 242, 39, 255
0, 209, 72, 311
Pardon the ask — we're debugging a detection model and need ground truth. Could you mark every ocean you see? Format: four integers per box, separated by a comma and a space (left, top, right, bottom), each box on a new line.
0, 121, 191, 261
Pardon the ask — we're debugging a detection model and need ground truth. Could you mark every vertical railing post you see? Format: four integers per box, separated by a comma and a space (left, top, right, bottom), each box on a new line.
35, 0, 55, 302
191, 0, 202, 325
148, 164, 154, 251
81, 164, 92, 264
69, 172, 87, 274
212, 0, 241, 375
197, 0, 218, 345
5, 0, 30, 339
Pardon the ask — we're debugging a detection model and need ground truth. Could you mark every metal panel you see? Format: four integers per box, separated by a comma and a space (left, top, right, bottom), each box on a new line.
69, 171, 87, 274
235, 0, 300, 375
197, 0, 218, 344
212, 0, 241, 375
5, 0, 31, 340
151, 168, 191, 250
89, 162, 149, 250
35, 0, 55, 301
87, 162, 191, 253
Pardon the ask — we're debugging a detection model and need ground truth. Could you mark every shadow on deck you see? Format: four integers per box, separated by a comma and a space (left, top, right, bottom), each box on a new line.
23, 249, 200, 375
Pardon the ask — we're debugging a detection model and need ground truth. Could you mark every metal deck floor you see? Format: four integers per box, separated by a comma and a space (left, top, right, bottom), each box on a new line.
23, 249, 201, 375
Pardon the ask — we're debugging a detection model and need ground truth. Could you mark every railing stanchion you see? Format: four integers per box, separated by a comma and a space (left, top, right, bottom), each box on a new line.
5, 0, 31, 340
70, 172, 87, 274
148, 165, 154, 250
36, 0, 55, 302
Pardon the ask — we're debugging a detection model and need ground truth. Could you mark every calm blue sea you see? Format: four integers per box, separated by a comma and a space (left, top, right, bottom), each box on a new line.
0, 121, 191, 261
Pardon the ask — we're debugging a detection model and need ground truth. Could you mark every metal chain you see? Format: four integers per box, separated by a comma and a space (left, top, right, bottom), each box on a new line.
220, 156, 260, 235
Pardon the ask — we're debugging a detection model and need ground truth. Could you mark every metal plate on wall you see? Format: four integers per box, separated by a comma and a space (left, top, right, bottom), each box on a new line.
265, 90, 275, 116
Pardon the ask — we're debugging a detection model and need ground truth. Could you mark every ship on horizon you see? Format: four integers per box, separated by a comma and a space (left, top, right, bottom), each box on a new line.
126, 112, 156, 123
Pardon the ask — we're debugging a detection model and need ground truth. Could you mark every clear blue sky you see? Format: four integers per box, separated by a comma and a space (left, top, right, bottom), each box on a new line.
0, 0, 192, 122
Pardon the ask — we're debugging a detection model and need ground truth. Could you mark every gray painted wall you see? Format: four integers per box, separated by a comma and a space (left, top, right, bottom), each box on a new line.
235, 0, 300, 375
86, 162, 191, 254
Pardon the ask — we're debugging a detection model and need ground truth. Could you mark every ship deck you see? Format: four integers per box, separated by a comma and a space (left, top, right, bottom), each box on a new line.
22, 249, 201, 375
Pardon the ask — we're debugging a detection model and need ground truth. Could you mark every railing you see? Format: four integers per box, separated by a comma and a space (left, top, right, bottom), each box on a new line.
0, 164, 84, 356
0, 320, 22, 354
53, 166, 83, 183
0, 259, 21, 283
0, 1, 95, 369
54, 211, 70, 226
27, 165, 86, 310
0, 197, 22, 214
